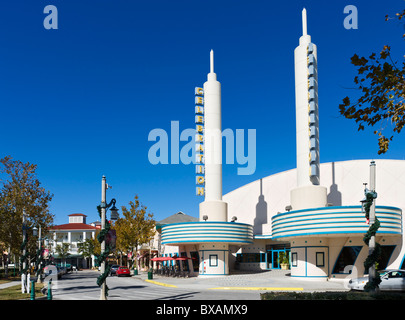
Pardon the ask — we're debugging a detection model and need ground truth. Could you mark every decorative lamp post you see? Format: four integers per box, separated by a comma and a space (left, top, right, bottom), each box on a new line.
97, 175, 119, 300
21, 210, 28, 294
32, 226, 46, 283
360, 161, 380, 292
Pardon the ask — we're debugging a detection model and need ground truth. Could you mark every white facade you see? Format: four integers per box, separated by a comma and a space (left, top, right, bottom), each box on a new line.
160, 10, 404, 281
49, 214, 98, 268
223, 159, 405, 279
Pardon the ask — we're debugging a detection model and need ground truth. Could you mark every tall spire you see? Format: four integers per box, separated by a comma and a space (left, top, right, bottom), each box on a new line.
210, 49, 214, 73
302, 8, 307, 36
299, 7, 311, 45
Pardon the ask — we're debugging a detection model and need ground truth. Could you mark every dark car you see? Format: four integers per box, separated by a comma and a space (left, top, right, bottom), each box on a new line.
109, 264, 120, 276
116, 266, 130, 277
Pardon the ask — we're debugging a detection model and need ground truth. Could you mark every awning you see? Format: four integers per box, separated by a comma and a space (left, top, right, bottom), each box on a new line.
150, 256, 196, 261
150, 257, 174, 261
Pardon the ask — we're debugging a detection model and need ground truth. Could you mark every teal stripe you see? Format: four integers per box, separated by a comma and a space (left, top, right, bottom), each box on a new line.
162, 221, 252, 227
273, 214, 401, 226
272, 230, 400, 239
162, 224, 252, 232
272, 210, 401, 223
162, 239, 253, 244
162, 234, 253, 241
162, 230, 253, 237
271, 205, 401, 219
272, 224, 400, 234
272, 220, 401, 232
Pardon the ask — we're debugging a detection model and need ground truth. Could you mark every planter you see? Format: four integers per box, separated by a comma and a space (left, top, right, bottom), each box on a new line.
280, 263, 290, 270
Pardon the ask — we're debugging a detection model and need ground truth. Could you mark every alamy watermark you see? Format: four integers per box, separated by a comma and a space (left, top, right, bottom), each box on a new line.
43, 5, 58, 30
343, 5, 358, 30
148, 121, 256, 175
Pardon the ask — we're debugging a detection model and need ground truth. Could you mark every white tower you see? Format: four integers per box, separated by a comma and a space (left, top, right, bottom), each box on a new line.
290, 8, 327, 210
199, 50, 228, 221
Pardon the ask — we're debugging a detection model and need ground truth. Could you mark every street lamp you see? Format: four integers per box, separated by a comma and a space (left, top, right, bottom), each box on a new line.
99, 175, 119, 300
21, 211, 42, 293
32, 225, 47, 284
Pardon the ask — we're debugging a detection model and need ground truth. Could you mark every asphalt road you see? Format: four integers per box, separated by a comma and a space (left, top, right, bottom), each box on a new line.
49, 270, 265, 300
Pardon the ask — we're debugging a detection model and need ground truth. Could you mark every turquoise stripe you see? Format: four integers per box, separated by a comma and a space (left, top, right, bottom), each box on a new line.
272, 230, 400, 239
271, 205, 401, 219
162, 239, 253, 244
162, 230, 253, 237
162, 221, 252, 227
162, 234, 253, 241
272, 220, 401, 232
272, 210, 401, 223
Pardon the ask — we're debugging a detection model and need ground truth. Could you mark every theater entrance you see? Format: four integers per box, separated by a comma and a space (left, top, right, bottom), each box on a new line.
266, 243, 290, 270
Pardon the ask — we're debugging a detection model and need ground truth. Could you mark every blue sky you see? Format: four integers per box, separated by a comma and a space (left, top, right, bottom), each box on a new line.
0, 0, 404, 225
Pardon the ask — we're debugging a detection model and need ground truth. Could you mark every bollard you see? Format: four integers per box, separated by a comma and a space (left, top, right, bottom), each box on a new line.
30, 280, 35, 300
47, 280, 52, 300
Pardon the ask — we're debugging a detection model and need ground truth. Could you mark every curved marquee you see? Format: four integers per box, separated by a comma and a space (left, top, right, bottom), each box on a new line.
271, 206, 402, 239
161, 221, 254, 245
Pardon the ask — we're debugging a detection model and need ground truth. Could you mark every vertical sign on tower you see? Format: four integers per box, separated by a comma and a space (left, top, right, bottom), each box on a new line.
307, 43, 319, 185
195, 87, 205, 196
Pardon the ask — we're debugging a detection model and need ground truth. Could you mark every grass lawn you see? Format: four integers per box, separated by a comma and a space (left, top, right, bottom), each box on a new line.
0, 284, 46, 300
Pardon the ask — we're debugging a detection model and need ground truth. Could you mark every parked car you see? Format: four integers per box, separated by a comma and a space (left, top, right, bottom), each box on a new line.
348, 269, 405, 291
109, 265, 120, 276
116, 266, 131, 277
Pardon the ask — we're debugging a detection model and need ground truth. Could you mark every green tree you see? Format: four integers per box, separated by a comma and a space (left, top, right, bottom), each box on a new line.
0, 156, 54, 275
77, 238, 97, 268
55, 243, 71, 266
113, 195, 156, 269
339, 9, 405, 154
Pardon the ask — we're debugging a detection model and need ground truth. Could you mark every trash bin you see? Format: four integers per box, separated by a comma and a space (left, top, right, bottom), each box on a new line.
133, 268, 138, 276
148, 269, 153, 280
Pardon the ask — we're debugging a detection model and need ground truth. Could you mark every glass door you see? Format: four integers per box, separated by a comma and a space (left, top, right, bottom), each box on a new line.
272, 251, 280, 269
266, 252, 272, 269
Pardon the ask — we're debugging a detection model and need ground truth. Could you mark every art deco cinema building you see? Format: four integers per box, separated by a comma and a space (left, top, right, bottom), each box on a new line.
159, 9, 404, 280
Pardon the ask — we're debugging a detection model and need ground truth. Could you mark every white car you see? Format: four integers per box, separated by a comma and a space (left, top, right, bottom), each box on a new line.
348, 270, 405, 291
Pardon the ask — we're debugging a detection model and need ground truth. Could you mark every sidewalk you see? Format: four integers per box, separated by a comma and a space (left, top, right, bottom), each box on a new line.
131, 270, 348, 292
0, 281, 21, 290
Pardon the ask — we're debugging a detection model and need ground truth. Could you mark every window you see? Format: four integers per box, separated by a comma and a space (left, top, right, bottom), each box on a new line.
235, 253, 261, 263
292, 253, 298, 267
190, 251, 199, 272
180, 252, 189, 271
209, 255, 218, 267
379, 245, 396, 271
332, 246, 362, 274
316, 252, 324, 267
366, 245, 396, 273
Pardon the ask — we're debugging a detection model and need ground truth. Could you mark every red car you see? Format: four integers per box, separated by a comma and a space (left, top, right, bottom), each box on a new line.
116, 266, 131, 277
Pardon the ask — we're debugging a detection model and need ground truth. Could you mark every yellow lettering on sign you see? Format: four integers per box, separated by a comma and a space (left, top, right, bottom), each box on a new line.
195, 106, 204, 114
196, 125, 204, 133
196, 187, 205, 196
195, 144, 204, 153
195, 87, 204, 96
196, 165, 204, 174
195, 115, 204, 124
195, 96, 204, 105
196, 176, 205, 185
196, 153, 204, 163
196, 134, 203, 142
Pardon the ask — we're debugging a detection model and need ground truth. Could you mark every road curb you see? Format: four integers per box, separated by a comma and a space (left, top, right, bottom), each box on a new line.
208, 286, 304, 291
145, 279, 178, 288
